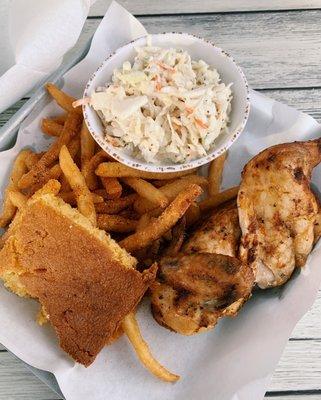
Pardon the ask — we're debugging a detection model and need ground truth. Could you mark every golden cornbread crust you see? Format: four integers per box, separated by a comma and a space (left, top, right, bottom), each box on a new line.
0, 195, 155, 366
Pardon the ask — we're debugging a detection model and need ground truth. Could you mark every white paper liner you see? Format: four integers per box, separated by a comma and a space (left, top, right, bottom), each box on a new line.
0, 2, 321, 399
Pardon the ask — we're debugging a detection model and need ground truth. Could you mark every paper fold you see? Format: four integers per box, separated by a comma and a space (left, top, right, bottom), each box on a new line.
0, 0, 92, 113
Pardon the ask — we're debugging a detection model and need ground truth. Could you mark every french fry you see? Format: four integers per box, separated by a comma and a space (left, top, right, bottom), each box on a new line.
24, 151, 43, 171
45, 83, 82, 115
96, 162, 196, 180
185, 202, 201, 227
0, 150, 29, 227
134, 175, 208, 214
59, 145, 97, 226
136, 213, 152, 231
163, 217, 186, 256
119, 208, 140, 220
101, 177, 122, 199
52, 114, 67, 125
122, 313, 179, 382
18, 112, 82, 190
120, 184, 202, 253
41, 118, 63, 137
123, 177, 168, 207
25, 138, 80, 196
94, 194, 137, 214
208, 153, 227, 196
97, 214, 138, 233
152, 178, 176, 187
83, 150, 110, 190
93, 189, 109, 199
7, 190, 27, 210
31, 179, 61, 199
80, 122, 96, 171
59, 191, 103, 206
199, 186, 239, 212
59, 175, 71, 193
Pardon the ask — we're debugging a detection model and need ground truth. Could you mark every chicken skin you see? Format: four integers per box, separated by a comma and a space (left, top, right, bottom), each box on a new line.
238, 140, 321, 289
183, 201, 240, 257
151, 202, 254, 335
151, 253, 253, 335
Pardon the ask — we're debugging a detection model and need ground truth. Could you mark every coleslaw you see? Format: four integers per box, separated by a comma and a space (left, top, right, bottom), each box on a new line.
89, 44, 233, 164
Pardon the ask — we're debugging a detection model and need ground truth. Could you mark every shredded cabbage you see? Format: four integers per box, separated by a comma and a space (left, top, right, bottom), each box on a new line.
90, 44, 232, 164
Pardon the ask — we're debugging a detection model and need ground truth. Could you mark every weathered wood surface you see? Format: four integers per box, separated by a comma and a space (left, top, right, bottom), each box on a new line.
90, 0, 321, 16
81, 10, 321, 90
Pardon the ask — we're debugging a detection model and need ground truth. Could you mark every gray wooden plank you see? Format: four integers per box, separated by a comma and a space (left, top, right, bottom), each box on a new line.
269, 340, 321, 392
0, 352, 60, 400
83, 9, 321, 89
266, 397, 321, 399
90, 0, 321, 16
262, 88, 321, 123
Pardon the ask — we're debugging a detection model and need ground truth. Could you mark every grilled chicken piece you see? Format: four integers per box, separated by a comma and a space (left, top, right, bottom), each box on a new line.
238, 140, 321, 289
151, 253, 253, 335
183, 201, 241, 257
151, 202, 254, 335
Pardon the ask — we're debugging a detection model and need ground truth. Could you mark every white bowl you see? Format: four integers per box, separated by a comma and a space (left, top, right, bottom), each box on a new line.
83, 33, 250, 172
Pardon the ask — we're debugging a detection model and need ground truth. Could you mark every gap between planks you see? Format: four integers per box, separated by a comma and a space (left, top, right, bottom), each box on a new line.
90, 0, 321, 16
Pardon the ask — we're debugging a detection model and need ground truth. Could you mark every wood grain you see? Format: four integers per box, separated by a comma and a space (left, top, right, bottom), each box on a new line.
0, 352, 60, 400
90, 0, 321, 16
270, 340, 321, 392
82, 10, 321, 90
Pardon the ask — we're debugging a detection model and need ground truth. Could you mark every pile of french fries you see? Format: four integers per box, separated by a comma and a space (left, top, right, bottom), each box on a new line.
0, 83, 238, 382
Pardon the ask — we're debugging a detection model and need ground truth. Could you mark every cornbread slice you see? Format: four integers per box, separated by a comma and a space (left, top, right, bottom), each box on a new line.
0, 194, 155, 366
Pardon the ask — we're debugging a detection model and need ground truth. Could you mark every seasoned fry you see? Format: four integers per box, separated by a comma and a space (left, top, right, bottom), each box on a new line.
185, 202, 201, 227
59, 145, 96, 226
101, 177, 122, 199
136, 213, 152, 231
0, 150, 29, 227
120, 184, 203, 252
95, 194, 137, 214
93, 189, 109, 199
97, 214, 138, 233
18, 112, 82, 190
83, 150, 110, 190
208, 153, 227, 196
41, 118, 63, 137
152, 178, 176, 187
24, 151, 43, 170
80, 122, 96, 171
123, 177, 168, 207
45, 83, 82, 115
134, 175, 208, 214
199, 186, 239, 212
163, 217, 186, 256
25, 138, 80, 196
122, 313, 179, 382
96, 162, 196, 180
31, 179, 61, 199
7, 190, 27, 209
59, 191, 103, 206
59, 175, 71, 193
52, 114, 67, 125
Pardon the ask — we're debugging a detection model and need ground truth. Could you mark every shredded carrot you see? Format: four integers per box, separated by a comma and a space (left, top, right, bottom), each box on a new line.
72, 97, 90, 108
185, 106, 194, 114
194, 117, 209, 129
156, 61, 175, 72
